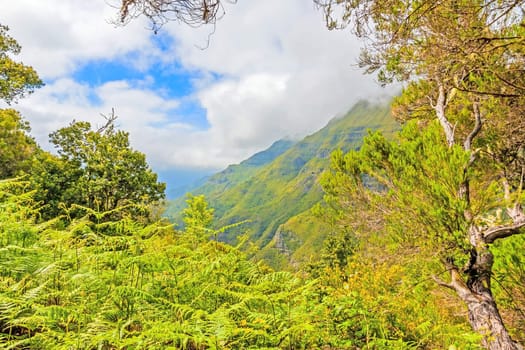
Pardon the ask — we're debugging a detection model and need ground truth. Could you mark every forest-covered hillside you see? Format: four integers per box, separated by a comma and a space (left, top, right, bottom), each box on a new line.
1, 0, 525, 348
167, 101, 398, 268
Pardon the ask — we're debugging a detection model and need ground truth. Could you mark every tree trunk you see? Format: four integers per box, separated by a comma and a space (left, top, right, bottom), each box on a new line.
464, 290, 522, 350
461, 244, 522, 350
435, 240, 523, 349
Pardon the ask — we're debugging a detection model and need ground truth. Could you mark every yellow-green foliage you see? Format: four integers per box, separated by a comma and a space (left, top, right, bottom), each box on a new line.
306, 221, 485, 349
1, 180, 498, 349
0, 182, 325, 349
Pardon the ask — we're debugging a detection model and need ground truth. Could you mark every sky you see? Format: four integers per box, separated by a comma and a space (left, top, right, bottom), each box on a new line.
0, 0, 390, 193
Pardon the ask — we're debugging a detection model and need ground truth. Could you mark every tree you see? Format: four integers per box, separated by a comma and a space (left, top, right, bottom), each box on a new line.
182, 193, 214, 241
0, 24, 43, 104
313, 1, 524, 348
322, 119, 525, 348
0, 109, 40, 179
0, 24, 43, 179
116, 0, 236, 32
29, 150, 82, 219
39, 113, 166, 221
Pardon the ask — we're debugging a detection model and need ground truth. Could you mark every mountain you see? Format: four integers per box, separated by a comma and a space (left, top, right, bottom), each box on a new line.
166, 100, 397, 268
165, 139, 296, 217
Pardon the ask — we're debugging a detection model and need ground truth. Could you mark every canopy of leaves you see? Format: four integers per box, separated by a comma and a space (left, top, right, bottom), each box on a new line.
322, 121, 479, 263
316, 0, 524, 160
33, 116, 166, 221
0, 24, 42, 104
0, 109, 39, 179
315, 0, 524, 86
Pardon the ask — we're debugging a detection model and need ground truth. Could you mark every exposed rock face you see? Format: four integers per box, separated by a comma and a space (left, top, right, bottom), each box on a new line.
273, 226, 292, 256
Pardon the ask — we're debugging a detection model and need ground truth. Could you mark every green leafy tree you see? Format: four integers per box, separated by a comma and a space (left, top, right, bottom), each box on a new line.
41, 113, 165, 221
29, 150, 82, 219
314, 1, 524, 348
182, 193, 214, 241
0, 24, 43, 179
0, 24, 43, 104
0, 109, 40, 179
323, 119, 524, 349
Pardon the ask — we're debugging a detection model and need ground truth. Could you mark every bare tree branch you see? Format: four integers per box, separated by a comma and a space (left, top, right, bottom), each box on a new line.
464, 101, 482, 152
484, 220, 525, 243
434, 83, 455, 147
114, 0, 237, 32
97, 108, 118, 134
433, 266, 482, 304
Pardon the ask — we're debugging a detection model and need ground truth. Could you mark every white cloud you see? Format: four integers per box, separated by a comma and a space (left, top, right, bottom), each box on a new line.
12, 78, 186, 162
159, 0, 387, 166
1, 0, 156, 78
1, 0, 390, 177
200, 73, 289, 147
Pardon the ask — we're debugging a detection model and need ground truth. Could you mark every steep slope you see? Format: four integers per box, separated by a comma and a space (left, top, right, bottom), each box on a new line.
168, 101, 397, 267
165, 139, 296, 220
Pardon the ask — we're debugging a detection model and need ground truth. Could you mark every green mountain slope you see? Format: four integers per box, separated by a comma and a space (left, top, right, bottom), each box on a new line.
165, 139, 296, 220
167, 100, 397, 268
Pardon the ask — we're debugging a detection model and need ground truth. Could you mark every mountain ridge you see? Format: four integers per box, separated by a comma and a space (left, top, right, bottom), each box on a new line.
166, 100, 398, 268
165, 138, 296, 216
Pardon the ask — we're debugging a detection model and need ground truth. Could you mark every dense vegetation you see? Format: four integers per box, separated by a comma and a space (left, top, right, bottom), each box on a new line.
314, 0, 525, 347
2, 0, 525, 347
167, 102, 398, 269
3, 177, 501, 349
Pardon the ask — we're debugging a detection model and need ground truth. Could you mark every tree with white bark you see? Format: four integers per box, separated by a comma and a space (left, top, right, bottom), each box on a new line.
316, 0, 524, 348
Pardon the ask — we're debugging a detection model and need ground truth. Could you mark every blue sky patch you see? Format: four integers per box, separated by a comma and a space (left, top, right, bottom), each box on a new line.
72, 51, 213, 129
148, 97, 210, 130
72, 55, 197, 99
